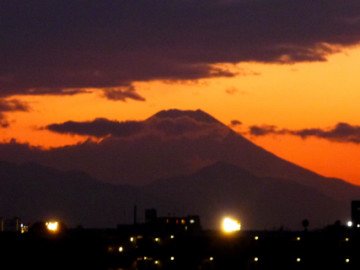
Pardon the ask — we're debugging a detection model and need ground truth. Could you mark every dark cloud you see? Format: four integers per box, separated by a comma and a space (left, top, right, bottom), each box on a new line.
0, 99, 30, 112
0, 118, 9, 128
230, 120, 242, 126
249, 125, 281, 136
291, 123, 360, 143
0, 99, 30, 128
45, 109, 228, 139
46, 118, 144, 138
1, 0, 360, 97
102, 86, 146, 102
249, 122, 360, 144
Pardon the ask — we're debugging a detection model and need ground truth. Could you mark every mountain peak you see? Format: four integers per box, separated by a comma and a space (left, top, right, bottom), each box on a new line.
149, 109, 221, 124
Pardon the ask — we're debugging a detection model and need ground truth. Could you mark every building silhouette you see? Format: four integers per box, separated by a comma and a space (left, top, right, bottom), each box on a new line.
351, 200, 360, 228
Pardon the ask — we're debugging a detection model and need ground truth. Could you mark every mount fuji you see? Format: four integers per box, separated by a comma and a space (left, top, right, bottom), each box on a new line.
0, 109, 358, 229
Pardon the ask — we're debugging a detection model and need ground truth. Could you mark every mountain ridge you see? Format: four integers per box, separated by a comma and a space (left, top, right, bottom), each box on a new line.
142, 161, 347, 230
0, 159, 354, 230
0, 109, 359, 216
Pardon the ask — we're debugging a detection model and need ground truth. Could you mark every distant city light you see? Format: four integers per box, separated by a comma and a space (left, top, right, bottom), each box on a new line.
170, 256, 175, 261
170, 235, 175, 239
222, 217, 241, 233
254, 257, 259, 262
296, 237, 301, 241
45, 221, 59, 232
118, 246, 124, 252
209, 257, 214, 261
345, 258, 350, 263
347, 221, 353, 227
254, 236, 259, 240
155, 237, 160, 242
296, 258, 301, 262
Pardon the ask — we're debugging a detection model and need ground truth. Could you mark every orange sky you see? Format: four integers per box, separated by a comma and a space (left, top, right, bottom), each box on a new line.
2, 46, 360, 185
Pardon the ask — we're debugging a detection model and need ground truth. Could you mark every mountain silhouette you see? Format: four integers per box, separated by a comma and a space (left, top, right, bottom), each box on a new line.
0, 161, 137, 228
141, 162, 345, 229
0, 109, 359, 228
0, 160, 349, 230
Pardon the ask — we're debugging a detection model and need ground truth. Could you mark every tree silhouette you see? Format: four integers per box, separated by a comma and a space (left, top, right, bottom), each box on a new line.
302, 219, 309, 231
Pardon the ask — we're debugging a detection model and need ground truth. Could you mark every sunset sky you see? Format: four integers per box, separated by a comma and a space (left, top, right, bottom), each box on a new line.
2, 0, 360, 185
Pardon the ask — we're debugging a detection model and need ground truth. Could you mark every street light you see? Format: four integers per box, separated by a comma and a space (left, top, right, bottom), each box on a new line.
222, 217, 241, 233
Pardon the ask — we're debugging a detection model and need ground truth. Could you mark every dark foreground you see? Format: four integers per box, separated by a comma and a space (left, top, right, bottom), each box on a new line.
1, 223, 360, 270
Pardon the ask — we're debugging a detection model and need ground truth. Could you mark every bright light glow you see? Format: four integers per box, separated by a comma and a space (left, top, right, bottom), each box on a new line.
222, 217, 241, 233
296, 258, 301, 262
254, 236, 259, 240
130, 237, 134, 242
345, 237, 349, 242
155, 237, 160, 242
345, 258, 350, 263
154, 260, 159, 265
190, 219, 195, 224
170, 256, 175, 261
347, 221, 353, 227
209, 257, 214, 261
296, 237, 301, 241
118, 246, 124, 252
45, 221, 59, 232
254, 257, 259, 262
170, 235, 175, 239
